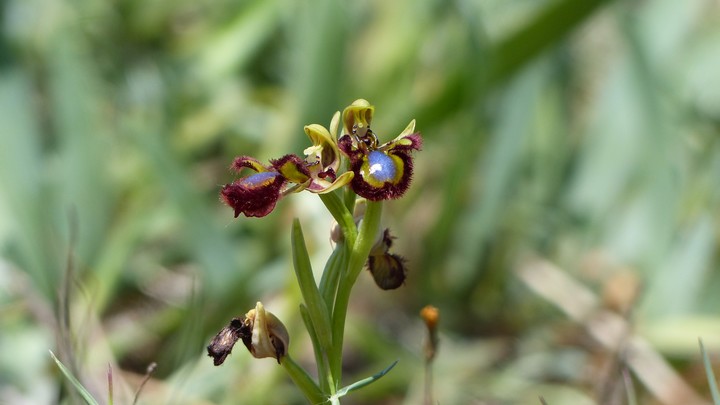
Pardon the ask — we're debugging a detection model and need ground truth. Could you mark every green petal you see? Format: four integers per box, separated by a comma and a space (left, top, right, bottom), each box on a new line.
393, 119, 416, 141
304, 124, 334, 147
310, 171, 354, 194
329, 111, 340, 142
304, 123, 341, 171
275, 159, 310, 184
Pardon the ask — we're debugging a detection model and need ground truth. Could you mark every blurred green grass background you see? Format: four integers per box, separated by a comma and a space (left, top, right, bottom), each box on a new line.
2, 0, 720, 403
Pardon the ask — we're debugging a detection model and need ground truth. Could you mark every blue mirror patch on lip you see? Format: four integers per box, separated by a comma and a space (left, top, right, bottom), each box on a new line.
240, 171, 279, 187
367, 151, 396, 182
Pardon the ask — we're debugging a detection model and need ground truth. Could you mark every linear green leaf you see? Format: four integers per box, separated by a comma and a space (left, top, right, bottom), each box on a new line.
49, 350, 100, 405
319, 244, 347, 313
333, 360, 398, 398
700, 338, 720, 405
291, 219, 334, 351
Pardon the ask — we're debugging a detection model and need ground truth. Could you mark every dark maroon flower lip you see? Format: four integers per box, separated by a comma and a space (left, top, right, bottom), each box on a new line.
221, 171, 285, 218
338, 130, 422, 201
220, 151, 354, 218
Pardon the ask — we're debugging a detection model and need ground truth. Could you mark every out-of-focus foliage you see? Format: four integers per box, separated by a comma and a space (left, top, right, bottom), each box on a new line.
1, 0, 720, 403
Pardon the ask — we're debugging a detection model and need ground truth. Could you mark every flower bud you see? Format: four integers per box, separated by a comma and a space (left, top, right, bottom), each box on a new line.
368, 253, 407, 290
365, 228, 407, 290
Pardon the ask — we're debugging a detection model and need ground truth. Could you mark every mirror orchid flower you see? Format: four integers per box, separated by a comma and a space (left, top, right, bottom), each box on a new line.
338, 99, 422, 201
220, 115, 353, 218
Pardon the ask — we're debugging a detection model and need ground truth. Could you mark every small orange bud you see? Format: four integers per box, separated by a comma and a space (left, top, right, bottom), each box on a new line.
420, 305, 439, 331
420, 305, 439, 363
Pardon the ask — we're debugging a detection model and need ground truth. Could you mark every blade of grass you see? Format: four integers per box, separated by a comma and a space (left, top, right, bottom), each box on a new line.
107, 364, 113, 405
192, 0, 282, 83
622, 368, 638, 405
47, 14, 118, 276
700, 338, 720, 405
414, 0, 614, 127
444, 61, 546, 292
487, 0, 612, 85
288, 0, 348, 147
419, 0, 616, 284
49, 350, 100, 405
0, 69, 58, 301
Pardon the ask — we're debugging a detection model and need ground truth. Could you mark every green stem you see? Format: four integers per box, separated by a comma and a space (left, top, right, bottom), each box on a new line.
329, 200, 383, 384
299, 304, 334, 395
319, 192, 357, 246
343, 186, 357, 213
281, 355, 325, 404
